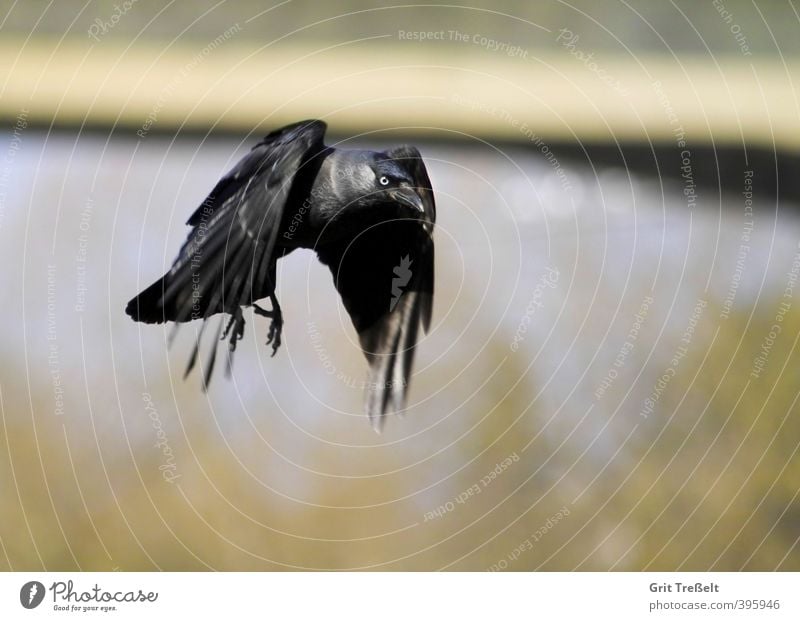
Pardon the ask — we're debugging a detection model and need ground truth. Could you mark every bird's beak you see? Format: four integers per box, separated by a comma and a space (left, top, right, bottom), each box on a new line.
390, 186, 425, 215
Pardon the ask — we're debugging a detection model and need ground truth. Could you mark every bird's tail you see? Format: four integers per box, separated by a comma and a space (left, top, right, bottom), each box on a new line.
125, 260, 218, 325
126, 221, 276, 386
126, 218, 271, 325
125, 275, 183, 323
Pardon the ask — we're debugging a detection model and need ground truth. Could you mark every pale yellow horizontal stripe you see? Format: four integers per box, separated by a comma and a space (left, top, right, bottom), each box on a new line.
2, 37, 799, 148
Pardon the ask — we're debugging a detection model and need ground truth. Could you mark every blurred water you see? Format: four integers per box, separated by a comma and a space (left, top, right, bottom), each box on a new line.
1, 131, 798, 570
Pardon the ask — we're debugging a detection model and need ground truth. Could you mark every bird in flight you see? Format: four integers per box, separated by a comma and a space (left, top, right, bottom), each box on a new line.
126, 120, 435, 428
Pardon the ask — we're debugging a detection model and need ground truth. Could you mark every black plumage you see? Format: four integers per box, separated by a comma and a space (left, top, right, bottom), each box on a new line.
126, 120, 435, 428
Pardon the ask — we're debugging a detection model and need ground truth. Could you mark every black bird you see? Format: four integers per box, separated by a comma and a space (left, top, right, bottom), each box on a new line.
126, 120, 435, 428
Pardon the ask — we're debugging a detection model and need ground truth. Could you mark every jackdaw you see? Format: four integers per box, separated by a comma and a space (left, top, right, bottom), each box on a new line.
125, 120, 435, 428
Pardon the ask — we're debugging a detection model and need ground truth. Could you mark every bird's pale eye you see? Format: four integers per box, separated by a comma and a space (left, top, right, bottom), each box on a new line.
379, 176, 390, 186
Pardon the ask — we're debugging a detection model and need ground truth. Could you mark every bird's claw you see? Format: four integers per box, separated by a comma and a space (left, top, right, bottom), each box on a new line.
266, 316, 282, 356
222, 309, 245, 352
253, 302, 283, 356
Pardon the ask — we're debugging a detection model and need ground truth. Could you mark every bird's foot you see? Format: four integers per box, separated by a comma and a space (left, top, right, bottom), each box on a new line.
221, 308, 246, 352
252, 302, 283, 356
221, 308, 246, 377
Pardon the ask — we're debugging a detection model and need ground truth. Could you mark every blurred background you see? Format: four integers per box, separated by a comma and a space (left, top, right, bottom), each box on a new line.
1, 0, 799, 571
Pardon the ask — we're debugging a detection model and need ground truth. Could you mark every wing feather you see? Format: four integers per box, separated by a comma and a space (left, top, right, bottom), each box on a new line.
317, 147, 436, 428
126, 120, 327, 384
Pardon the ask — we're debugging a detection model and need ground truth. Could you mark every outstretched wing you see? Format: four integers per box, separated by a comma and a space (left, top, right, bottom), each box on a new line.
317, 148, 435, 428
126, 120, 327, 383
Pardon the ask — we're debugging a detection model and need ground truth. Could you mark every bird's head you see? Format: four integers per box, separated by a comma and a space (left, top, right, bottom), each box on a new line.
336, 146, 435, 234
370, 155, 426, 214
